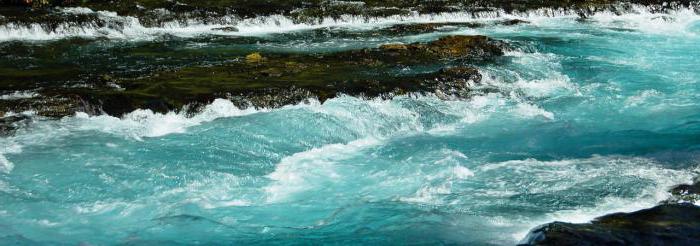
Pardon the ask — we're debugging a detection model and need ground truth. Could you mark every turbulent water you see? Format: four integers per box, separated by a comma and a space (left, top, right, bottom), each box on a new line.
1, 5, 700, 245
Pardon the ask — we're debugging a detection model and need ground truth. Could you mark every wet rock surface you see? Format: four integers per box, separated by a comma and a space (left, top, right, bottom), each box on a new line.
101, 35, 497, 113
664, 177, 700, 204
521, 178, 700, 245
0, 35, 500, 118
0, 114, 30, 136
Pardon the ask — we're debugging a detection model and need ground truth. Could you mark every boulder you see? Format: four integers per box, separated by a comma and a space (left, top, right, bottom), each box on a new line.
521, 178, 700, 245
211, 26, 239, 32
245, 52, 264, 63
664, 177, 700, 204
520, 204, 700, 246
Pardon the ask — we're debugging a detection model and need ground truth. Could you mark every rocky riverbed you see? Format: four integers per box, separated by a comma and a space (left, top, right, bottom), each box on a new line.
1, 1, 699, 245
1, 0, 697, 120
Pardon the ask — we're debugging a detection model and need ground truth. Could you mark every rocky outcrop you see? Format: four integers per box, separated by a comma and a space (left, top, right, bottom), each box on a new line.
0, 35, 502, 118
0, 94, 96, 117
0, 114, 30, 136
100, 35, 497, 113
664, 177, 700, 204
521, 178, 700, 245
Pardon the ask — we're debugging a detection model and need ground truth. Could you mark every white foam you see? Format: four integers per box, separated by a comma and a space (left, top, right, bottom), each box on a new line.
484, 51, 579, 99
0, 4, 695, 42
0, 91, 39, 100
491, 156, 698, 241
0, 140, 22, 174
60, 7, 95, 15
397, 149, 475, 205
264, 137, 380, 203
71, 98, 263, 139
590, 7, 700, 36
513, 76, 575, 98
624, 89, 663, 108
153, 171, 256, 210
512, 103, 555, 120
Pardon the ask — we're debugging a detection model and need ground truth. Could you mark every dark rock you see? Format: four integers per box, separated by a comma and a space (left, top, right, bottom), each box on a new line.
421, 35, 505, 59
369, 35, 505, 63
0, 114, 30, 136
520, 204, 700, 246
0, 35, 500, 118
103, 35, 498, 113
383, 22, 483, 35
211, 26, 238, 32
522, 178, 700, 245
499, 19, 530, 26
0, 94, 96, 118
664, 177, 700, 204
425, 66, 482, 99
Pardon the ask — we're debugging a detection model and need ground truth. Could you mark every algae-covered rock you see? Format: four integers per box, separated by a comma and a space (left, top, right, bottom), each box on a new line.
245, 52, 264, 63
424, 35, 505, 59
351, 35, 505, 64
0, 35, 502, 117
379, 43, 408, 51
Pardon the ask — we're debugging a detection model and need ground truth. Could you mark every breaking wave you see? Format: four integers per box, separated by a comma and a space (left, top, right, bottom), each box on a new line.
0, 4, 697, 41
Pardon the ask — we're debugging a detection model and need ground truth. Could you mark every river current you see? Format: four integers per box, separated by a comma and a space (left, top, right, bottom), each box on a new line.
1, 5, 699, 245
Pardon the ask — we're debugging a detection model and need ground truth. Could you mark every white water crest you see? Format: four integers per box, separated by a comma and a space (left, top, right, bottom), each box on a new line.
0, 89, 558, 175
264, 137, 381, 203
485, 156, 698, 241
0, 91, 39, 100
0, 140, 21, 174
70, 98, 264, 139
0, 4, 697, 41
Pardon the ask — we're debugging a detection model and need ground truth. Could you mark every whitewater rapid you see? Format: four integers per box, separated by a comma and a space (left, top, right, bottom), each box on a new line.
0, 4, 698, 41
1, 4, 700, 245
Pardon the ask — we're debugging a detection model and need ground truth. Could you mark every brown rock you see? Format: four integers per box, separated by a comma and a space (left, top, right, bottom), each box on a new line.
379, 43, 408, 51
245, 52, 263, 63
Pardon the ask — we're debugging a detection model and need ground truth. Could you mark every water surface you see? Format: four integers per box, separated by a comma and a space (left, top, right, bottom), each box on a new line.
1, 6, 699, 245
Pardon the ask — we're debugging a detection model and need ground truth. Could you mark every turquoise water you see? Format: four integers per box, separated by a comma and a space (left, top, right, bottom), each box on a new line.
1, 7, 700, 245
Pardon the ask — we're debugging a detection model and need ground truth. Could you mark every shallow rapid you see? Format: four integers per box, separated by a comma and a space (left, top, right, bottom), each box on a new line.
1, 6, 700, 245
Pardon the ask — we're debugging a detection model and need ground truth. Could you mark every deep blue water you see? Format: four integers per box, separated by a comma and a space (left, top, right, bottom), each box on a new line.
1, 7, 700, 245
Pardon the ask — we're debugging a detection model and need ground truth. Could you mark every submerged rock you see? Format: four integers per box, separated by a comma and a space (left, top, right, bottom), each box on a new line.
0, 114, 30, 136
664, 177, 700, 204
521, 178, 700, 245
245, 52, 264, 63
211, 26, 238, 32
